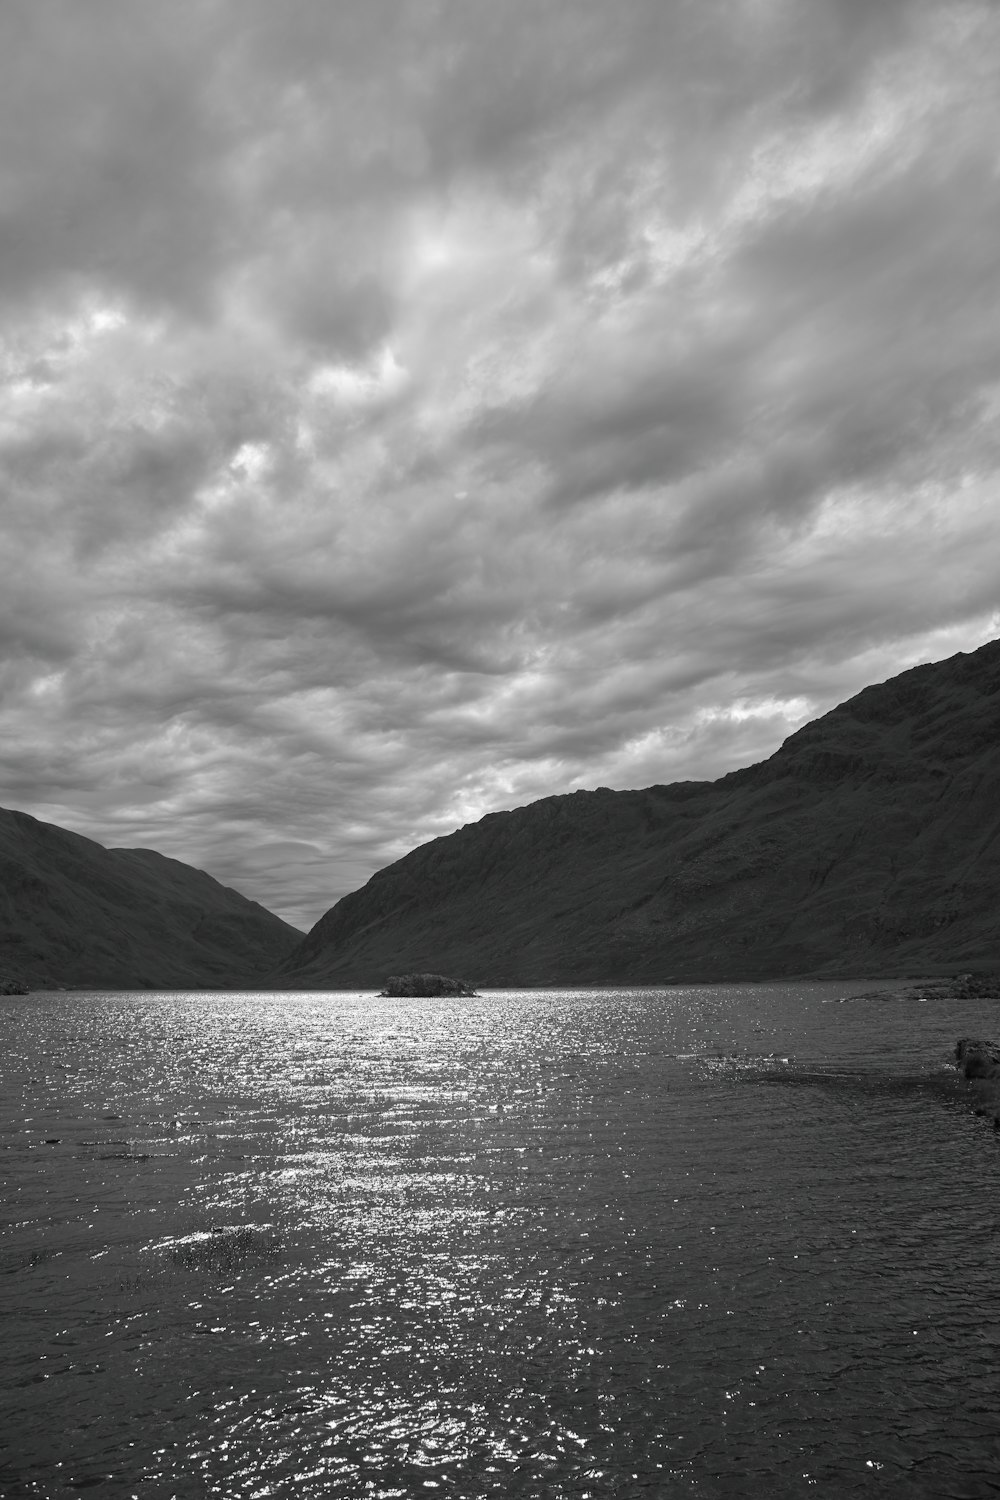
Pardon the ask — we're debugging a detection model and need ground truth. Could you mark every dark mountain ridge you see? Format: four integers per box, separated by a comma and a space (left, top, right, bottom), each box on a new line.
0, 808, 302, 989
278, 638, 1000, 986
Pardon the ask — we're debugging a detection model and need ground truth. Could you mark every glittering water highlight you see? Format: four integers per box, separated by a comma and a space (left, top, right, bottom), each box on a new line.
2, 985, 999, 1498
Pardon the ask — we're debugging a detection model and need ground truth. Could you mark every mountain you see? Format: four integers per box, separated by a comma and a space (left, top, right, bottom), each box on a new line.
277, 639, 1000, 986
0, 808, 302, 989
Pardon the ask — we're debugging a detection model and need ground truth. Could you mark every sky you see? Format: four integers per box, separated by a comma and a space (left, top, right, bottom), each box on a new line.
2, 0, 999, 933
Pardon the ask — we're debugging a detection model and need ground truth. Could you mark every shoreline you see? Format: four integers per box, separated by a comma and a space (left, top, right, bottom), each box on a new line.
6, 970, 1000, 996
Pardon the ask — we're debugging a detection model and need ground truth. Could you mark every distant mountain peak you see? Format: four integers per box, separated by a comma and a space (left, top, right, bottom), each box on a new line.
0, 809, 303, 990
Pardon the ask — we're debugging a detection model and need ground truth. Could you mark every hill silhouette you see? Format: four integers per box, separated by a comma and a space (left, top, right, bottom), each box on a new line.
0, 808, 302, 990
277, 639, 1000, 986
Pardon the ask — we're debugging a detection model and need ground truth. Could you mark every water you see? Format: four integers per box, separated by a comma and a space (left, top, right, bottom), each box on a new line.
2, 984, 999, 1499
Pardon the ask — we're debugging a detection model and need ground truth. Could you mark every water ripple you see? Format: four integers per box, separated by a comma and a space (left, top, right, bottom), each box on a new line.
1, 984, 999, 1497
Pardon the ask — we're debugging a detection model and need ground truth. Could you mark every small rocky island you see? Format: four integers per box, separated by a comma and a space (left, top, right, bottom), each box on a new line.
380, 973, 478, 997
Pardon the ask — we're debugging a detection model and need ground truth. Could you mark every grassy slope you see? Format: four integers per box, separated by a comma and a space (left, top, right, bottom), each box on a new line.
0, 809, 303, 989
277, 639, 1000, 986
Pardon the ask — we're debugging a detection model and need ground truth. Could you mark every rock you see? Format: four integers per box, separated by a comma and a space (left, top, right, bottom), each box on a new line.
847, 973, 1000, 1004
953, 1041, 1000, 1137
380, 972, 477, 997
0, 975, 29, 995
950, 972, 1000, 999
955, 1038, 1000, 1081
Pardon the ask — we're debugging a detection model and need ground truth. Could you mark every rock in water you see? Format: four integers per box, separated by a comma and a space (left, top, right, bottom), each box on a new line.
381, 973, 477, 997
955, 1038, 1000, 1080
950, 973, 1000, 999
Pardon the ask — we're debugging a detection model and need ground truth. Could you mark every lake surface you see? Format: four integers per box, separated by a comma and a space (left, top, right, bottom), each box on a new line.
2, 984, 999, 1498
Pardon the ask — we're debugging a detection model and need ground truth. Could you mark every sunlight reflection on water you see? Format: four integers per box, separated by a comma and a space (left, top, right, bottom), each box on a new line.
2, 985, 999, 1497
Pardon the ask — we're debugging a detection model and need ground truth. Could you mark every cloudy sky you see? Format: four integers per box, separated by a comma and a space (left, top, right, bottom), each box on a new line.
2, 0, 999, 932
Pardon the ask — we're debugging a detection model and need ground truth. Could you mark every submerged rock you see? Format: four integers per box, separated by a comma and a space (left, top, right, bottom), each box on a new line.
380, 972, 477, 997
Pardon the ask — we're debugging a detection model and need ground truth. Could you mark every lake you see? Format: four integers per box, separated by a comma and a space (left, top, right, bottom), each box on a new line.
2, 984, 999, 1498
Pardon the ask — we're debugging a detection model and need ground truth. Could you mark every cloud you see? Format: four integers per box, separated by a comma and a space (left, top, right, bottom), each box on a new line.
1, 0, 999, 930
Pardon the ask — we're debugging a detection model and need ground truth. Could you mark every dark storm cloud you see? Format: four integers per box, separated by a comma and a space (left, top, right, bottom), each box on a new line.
1, 0, 998, 929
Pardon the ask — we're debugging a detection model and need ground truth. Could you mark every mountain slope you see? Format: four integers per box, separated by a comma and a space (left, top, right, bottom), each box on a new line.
278, 639, 1000, 986
0, 809, 302, 989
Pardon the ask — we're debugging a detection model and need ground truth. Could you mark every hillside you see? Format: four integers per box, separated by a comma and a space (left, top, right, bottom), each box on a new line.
0, 809, 302, 989
277, 639, 1000, 986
